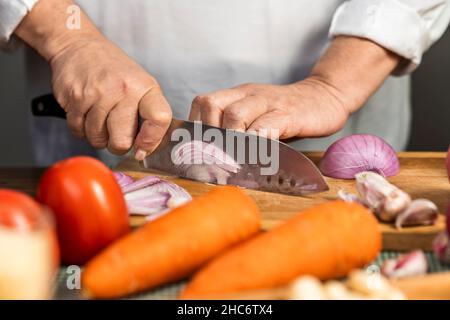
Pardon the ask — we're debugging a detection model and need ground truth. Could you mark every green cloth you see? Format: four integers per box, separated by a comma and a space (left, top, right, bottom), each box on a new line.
54, 251, 450, 300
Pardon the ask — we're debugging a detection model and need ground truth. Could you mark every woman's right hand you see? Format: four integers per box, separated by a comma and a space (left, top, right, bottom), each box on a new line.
49, 34, 172, 160
15, 0, 172, 160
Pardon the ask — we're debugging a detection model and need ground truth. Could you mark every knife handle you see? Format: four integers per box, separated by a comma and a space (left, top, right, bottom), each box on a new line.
31, 94, 67, 119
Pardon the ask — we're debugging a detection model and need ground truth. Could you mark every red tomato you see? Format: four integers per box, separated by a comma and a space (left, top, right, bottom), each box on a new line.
36, 156, 129, 265
0, 189, 43, 231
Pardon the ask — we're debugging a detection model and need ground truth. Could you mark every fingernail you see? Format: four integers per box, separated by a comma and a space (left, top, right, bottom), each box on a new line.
135, 149, 147, 161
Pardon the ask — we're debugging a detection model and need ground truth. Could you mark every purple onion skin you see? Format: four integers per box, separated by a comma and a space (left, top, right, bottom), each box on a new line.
319, 134, 400, 180
113, 172, 134, 188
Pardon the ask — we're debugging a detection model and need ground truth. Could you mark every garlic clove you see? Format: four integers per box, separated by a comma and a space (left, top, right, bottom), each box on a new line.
355, 172, 411, 222
432, 231, 450, 264
381, 250, 428, 279
289, 276, 327, 300
346, 269, 393, 295
395, 199, 439, 229
346, 269, 406, 300
323, 281, 364, 300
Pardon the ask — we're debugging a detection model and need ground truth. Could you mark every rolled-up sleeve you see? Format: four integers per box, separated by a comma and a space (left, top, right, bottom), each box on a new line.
0, 0, 39, 49
330, 0, 450, 74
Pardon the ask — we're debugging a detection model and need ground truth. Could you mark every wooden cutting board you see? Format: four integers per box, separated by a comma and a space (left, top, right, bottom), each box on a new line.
116, 152, 450, 251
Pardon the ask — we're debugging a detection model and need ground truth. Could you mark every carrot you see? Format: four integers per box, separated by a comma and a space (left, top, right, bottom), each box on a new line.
181, 200, 381, 298
81, 186, 260, 298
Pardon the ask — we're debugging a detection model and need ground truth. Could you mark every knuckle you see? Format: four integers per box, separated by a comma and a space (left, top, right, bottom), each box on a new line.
68, 125, 84, 139
86, 130, 108, 148
69, 85, 83, 104
83, 87, 99, 104
89, 137, 108, 149
139, 138, 158, 149
109, 138, 133, 154
193, 95, 219, 111
224, 108, 242, 123
150, 109, 172, 127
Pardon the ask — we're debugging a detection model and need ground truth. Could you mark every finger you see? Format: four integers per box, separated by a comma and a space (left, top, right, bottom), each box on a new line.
84, 105, 109, 149
134, 87, 172, 160
66, 110, 86, 139
106, 98, 139, 155
247, 112, 291, 139
222, 95, 269, 131
189, 88, 246, 126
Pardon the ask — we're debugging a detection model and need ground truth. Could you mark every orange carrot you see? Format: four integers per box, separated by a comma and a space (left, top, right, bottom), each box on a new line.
181, 200, 381, 298
81, 186, 260, 298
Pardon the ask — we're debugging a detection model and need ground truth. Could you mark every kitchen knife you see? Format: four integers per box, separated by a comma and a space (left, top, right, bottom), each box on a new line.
32, 94, 328, 195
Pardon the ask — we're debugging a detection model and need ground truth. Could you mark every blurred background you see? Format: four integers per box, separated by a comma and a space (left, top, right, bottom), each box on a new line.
0, 29, 449, 167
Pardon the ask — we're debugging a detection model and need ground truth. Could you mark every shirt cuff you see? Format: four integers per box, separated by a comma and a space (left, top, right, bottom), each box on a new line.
329, 0, 432, 75
0, 0, 39, 49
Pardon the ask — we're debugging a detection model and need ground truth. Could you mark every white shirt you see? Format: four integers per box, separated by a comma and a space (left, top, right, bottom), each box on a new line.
1, 0, 449, 166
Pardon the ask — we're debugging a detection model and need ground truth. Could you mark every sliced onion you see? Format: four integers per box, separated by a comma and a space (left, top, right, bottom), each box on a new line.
173, 140, 241, 173
122, 175, 162, 194
172, 141, 241, 185
381, 250, 428, 279
126, 192, 170, 215
320, 134, 400, 179
433, 231, 450, 264
124, 179, 191, 216
113, 172, 134, 189
113, 172, 192, 219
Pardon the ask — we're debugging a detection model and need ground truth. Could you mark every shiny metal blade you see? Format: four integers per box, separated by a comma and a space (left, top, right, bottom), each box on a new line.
142, 119, 328, 195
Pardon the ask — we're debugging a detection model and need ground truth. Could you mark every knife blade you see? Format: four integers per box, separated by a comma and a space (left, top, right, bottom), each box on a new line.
143, 119, 328, 195
31, 94, 328, 195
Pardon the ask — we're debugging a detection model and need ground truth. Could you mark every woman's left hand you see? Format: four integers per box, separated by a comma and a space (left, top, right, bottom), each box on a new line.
189, 77, 349, 139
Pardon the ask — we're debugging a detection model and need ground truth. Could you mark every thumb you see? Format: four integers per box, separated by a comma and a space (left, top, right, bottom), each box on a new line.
134, 86, 172, 161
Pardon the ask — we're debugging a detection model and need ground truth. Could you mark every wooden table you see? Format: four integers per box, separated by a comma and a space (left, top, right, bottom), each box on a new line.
1, 152, 449, 252
118, 152, 450, 251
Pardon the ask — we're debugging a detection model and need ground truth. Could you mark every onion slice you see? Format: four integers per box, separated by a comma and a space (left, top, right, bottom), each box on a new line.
122, 175, 162, 194
320, 134, 400, 179
113, 172, 134, 189
113, 172, 192, 218
172, 141, 241, 185
433, 231, 450, 264
381, 250, 428, 279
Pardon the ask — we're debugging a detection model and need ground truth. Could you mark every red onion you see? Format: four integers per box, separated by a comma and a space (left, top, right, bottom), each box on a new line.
433, 204, 450, 264
172, 141, 241, 185
113, 172, 134, 189
381, 250, 427, 279
113, 172, 192, 218
126, 193, 171, 215
320, 134, 400, 179
122, 175, 161, 194
173, 140, 240, 173
433, 231, 450, 264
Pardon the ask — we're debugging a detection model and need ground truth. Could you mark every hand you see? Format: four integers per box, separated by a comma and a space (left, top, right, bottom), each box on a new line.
189, 78, 349, 139
50, 35, 172, 159
14, 0, 172, 160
